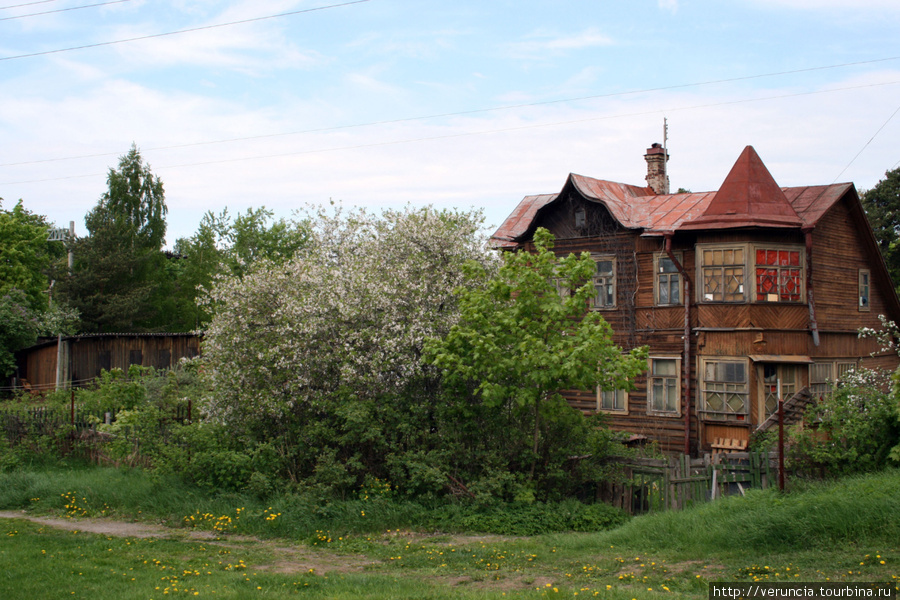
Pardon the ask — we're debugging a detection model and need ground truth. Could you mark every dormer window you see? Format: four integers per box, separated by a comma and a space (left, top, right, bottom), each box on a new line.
574, 207, 586, 229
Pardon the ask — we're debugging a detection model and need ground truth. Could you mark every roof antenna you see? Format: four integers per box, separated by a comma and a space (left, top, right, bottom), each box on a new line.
663, 117, 669, 193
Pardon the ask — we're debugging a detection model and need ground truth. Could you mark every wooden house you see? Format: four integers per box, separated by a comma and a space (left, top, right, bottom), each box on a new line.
490, 144, 900, 455
12, 333, 201, 392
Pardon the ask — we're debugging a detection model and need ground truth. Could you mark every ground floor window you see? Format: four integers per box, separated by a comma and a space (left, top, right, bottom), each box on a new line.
810, 360, 858, 401
598, 388, 627, 413
700, 358, 749, 420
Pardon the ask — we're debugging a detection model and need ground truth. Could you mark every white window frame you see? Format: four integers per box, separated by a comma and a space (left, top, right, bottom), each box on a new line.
647, 356, 681, 417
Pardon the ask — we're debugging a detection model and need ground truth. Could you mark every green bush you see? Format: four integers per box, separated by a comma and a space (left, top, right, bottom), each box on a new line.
787, 368, 900, 476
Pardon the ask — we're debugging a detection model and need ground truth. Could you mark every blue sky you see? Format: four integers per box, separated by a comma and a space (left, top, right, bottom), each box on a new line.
1, 0, 899, 246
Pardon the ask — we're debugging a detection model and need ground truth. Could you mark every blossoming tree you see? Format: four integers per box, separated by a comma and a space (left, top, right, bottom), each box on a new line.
200, 205, 493, 490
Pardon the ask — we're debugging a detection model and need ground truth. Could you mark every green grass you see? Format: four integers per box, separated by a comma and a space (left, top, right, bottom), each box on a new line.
0, 466, 899, 599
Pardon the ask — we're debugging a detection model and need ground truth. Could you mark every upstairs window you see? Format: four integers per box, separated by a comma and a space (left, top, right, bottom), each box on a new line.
756, 249, 801, 302
655, 253, 681, 306
859, 269, 870, 311
697, 244, 805, 304
700, 247, 745, 302
592, 257, 616, 309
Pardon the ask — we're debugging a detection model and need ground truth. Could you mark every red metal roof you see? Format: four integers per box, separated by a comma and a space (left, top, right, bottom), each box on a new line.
490, 146, 853, 246
679, 146, 802, 230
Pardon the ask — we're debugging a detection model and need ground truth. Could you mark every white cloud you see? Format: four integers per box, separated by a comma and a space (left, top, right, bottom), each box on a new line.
658, 0, 678, 13
503, 27, 614, 60
753, 0, 900, 8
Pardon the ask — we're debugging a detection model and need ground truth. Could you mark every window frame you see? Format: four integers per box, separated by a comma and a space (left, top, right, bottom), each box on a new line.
695, 243, 806, 304
647, 356, 681, 417
753, 246, 804, 303
698, 356, 750, 421
597, 387, 628, 414
697, 243, 748, 303
654, 252, 683, 306
590, 254, 617, 310
859, 269, 871, 311
809, 361, 834, 402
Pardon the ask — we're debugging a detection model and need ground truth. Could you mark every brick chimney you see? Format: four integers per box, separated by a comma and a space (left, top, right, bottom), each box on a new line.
644, 143, 669, 195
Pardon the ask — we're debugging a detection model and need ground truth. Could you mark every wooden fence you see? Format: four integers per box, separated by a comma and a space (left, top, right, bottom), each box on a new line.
0, 405, 193, 443
599, 451, 777, 514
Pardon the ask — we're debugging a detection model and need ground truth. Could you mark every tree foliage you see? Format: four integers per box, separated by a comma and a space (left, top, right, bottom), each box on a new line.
169, 207, 309, 329
201, 205, 493, 495
91, 143, 167, 251
426, 228, 648, 481
861, 167, 900, 287
57, 146, 168, 332
0, 198, 64, 310
0, 289, 39, 378
787, 367, 900, 476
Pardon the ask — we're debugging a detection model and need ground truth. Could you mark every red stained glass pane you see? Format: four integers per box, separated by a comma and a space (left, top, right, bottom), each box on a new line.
757, 249, 766, 264
789, 251, 800, 266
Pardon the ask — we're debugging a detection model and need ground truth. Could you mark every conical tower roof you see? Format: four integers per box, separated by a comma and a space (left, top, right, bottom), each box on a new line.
680, 146, 802, 230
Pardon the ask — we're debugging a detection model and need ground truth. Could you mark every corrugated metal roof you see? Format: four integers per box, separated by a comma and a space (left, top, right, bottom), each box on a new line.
490, 146, 854, 246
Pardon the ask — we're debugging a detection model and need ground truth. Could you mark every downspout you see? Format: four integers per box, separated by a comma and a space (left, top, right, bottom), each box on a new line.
665, 233, 693, 456
803, 228, 820, 347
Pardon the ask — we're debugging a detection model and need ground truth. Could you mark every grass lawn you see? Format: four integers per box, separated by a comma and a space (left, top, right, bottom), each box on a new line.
0, 467, 898, 599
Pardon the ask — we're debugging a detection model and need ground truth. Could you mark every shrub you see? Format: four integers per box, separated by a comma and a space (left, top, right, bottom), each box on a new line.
788, 367, 900, 476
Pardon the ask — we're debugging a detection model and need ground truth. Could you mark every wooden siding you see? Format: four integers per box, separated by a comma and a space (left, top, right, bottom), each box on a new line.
515, 189, 900, 457
812, 198, 895, 331
17, 334, 201, 390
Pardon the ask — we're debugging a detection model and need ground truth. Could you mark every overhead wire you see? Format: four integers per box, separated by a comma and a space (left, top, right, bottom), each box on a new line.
3, 78, 898, 186
833, 101, 900, 183
0, 0, 371, 61
2, 55, 899, 169
0, 0, 132, 22
0, 0, 59, 10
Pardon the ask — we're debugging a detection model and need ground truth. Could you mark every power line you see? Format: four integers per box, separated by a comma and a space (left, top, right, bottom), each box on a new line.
0, 0, 132, 22
833, 101, 900, 183
4, 79, 897, 186
0, 0, 370, 61
3, 55, 899, 169
0, 0, 59, 10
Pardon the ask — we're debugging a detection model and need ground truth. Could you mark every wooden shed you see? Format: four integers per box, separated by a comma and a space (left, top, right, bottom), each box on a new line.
12, 333, 201, 392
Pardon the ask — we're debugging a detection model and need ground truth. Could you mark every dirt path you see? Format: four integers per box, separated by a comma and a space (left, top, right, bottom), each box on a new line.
0, 509, 218, 539
0, 510, 377, 574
